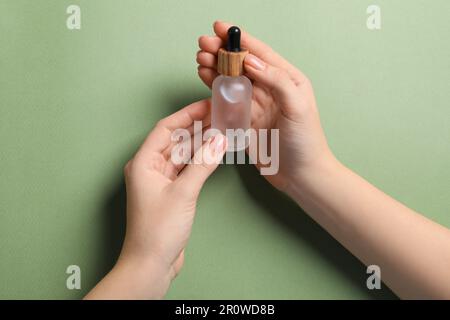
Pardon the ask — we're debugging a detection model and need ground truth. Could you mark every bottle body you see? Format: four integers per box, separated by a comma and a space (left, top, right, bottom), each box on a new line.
211, 75, 252, 151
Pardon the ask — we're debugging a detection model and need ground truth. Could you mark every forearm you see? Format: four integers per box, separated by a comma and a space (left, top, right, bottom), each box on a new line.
287, 158, 450, 299
84, 256, 172, 300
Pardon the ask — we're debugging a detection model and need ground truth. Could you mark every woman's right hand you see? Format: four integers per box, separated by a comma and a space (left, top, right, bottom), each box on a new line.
197, 21, 336, 192
198, 22, 450, 300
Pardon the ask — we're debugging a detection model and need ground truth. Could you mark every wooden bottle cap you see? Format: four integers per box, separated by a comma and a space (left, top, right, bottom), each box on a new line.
217, 48, 249, 77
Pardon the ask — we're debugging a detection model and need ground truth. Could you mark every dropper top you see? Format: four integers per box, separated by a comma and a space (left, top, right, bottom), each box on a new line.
217, 25, 248, 76
226, 26, 241, 52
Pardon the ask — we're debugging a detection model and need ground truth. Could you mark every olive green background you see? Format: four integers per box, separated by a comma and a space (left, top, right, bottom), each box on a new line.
0, 0, 449, 299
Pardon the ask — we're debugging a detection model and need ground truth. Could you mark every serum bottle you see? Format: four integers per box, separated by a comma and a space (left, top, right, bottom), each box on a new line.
211, 26, 252, 152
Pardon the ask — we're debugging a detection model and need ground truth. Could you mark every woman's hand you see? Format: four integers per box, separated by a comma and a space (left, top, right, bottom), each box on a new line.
198, 21, 450, 299
197, 21, 336, 191
85, 100, 227, 299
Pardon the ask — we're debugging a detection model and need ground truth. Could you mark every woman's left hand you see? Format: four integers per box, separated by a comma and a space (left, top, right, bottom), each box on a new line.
85, 99, 227, 299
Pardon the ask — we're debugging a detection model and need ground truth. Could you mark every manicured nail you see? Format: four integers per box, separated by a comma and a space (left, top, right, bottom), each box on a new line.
210, 134, 226, 159
245, 54, 265, 70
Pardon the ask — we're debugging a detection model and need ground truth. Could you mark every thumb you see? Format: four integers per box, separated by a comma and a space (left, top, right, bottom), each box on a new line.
175, 133, 227, 196
244, 54, 299, 117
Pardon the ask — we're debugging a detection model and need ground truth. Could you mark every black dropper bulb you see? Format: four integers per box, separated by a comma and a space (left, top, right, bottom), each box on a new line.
227, 26, 241, 52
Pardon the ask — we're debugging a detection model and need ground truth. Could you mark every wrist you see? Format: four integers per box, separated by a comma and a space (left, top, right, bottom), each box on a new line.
112, 253, 173, 299
285, 154, 344, 203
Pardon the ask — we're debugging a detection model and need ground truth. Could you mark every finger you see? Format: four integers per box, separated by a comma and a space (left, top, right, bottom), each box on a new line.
162, 116, 211, 162
196, 51, 217, 69
213, 21, 306, 85
198, 35, 223, 54
158, 99, 210, 131
244, 54, 299, 118
137, 100, 211, 158
168, 124, 211, 175
198, 66, 218, 89
175, 133, 227, 196
160, 123, 212, 181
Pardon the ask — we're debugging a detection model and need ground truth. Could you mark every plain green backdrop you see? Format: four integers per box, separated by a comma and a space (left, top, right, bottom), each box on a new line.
0, 0, 449, 299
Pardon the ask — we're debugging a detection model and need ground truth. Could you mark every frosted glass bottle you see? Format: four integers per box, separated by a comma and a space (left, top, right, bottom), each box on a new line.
211, 75, 252, 151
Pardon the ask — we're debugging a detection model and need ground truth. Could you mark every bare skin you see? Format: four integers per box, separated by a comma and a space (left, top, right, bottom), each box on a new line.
85, 101, 228, 299
86, 21, 450, 299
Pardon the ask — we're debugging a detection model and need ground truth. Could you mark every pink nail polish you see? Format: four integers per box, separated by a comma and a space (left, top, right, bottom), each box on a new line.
214, 135, 225, 155
209, 134, 222, 153
245, 54, 265, 70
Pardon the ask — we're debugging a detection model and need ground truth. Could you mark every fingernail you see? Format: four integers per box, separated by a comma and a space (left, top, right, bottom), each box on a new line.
245, 54, 265, 70
210, 134, 226, 159
209, 135, 216, 145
